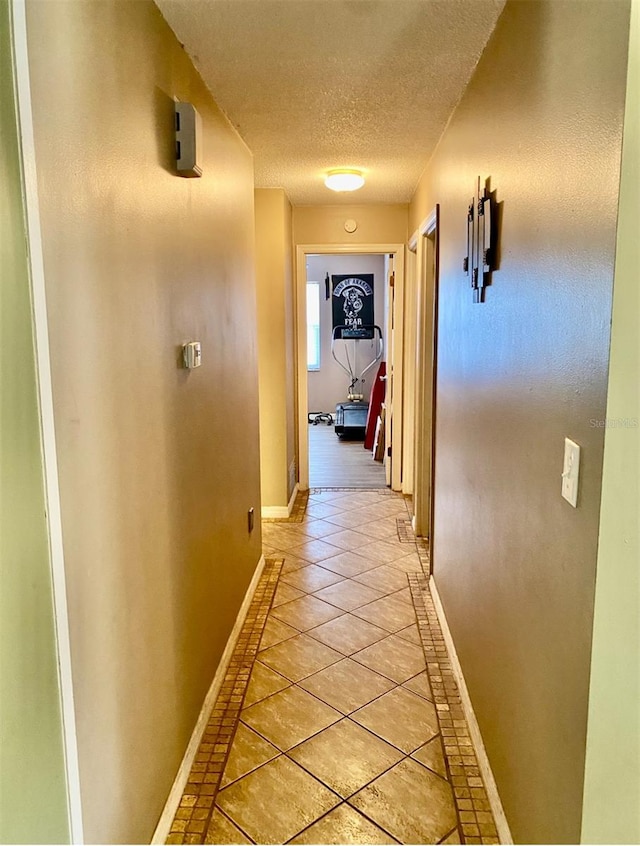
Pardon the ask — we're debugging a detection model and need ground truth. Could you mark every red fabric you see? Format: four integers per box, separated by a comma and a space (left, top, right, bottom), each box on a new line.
364, 361, 386, 451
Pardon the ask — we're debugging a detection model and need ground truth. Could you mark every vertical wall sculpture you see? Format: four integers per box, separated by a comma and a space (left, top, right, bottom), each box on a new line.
463, 177, 495, 303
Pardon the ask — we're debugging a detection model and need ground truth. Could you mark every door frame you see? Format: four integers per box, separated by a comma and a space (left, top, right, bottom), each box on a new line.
411, 208, 439, 550
10, 2, 84, 840
295, 243, 405, 491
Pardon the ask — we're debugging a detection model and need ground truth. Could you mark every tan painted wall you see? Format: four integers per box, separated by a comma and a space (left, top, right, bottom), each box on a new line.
0, 2, 69, 840
408, 1, 630, 842
255, 188, 297, 507
25, 1, 262, 842
581, 2, 640, 841
293, 204, 408, 246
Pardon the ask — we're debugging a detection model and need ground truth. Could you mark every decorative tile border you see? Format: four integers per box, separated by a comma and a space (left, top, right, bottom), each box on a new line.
262, 490, 309, 524
166, 560, 282, 844
415, 537, 431, 576
396, 516, 416, 543
396, 517, 431, 577
309, 486, 396, 495
408, 574, 499, 845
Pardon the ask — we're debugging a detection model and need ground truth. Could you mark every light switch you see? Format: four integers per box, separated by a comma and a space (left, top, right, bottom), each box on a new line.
561, 438, 580, 507
182, 341, 202, 369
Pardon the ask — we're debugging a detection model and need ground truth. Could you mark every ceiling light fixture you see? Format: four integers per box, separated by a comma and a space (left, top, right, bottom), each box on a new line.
324, 169, 365, 192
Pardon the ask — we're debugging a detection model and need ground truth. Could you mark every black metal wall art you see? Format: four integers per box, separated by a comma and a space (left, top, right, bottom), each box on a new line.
464, 177, 495, 303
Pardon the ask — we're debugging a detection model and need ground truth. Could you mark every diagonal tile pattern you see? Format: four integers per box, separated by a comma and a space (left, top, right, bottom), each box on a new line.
167, 489, 499, 846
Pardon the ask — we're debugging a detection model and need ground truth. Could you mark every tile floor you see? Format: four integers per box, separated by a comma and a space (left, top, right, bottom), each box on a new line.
168, 489, 499, 845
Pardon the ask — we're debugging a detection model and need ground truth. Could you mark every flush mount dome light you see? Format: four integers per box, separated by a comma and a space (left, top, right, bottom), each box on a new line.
324, 169, 365, 192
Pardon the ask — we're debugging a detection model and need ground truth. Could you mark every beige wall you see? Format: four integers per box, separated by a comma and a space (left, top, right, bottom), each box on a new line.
0, 2, 70, 840
306, 253, 386, 414
25, 1, 262, 842
255, 188, 297, 508
409, 1, 630, 842
294, 203, 408, 246
581, 2, 640, 841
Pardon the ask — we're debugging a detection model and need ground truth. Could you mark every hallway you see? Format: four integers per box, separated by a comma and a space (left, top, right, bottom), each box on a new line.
167, 490, 498, 845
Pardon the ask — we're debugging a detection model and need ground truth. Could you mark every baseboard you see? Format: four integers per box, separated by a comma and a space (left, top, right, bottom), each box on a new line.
261, 483, 299, 519
429, 576, 514, 845
150, 554, 267, 844
287, 483, 299, 515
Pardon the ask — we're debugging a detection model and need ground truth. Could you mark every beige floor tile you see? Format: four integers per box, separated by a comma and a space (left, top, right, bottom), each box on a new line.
217, 755, 340, 844
396, 623, 421, 645
296, 519, 344, 539
221, 723, 279, 787
312, 578, 383, 611
440, 826, 462, 844
288, 538, 344, 564
271, 594, 344, 631
262, 526, 309, 551
353, 593, 417, 632
352, 565, 409, 595
272, 582, 305, 607
411, 736, 447, 780
352, 634, 426, 683
242, 684, 341, 751
403, 671, 433, 702
351, 687, 439, 752
259, 633, 343, 682
259, 617, 299, 650
282, 564, 345, 593
323, 508, 376, 529
389, 552, 422, 573
364, 499, 409, 517
326, 494, 376, 511
299, 658, 396, 714
320, 550, 381, 578
290, 803, 398, 844
244, 661, 290, 708
309, 491, 350, 503
357, 540, 413, 566
349, 759, 457, 844
307, 614, 389, 655
290, 718, 404, 798
281, 554, 311, 574
305, 502, 344, 519
359, 518, 399, 540
204, 809, 251, 844
323, 528, 376, 551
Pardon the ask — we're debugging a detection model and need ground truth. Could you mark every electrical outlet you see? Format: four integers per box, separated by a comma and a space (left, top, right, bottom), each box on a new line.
561, 438, 580, 508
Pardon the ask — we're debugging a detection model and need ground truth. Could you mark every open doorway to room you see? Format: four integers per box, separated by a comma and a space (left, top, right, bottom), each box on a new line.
410, 207, 439, 549
306, 253, 386, 488
296, 243, 406, 492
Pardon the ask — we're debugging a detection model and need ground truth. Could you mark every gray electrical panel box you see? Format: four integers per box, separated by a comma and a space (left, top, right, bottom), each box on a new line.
175, 102, 202, 178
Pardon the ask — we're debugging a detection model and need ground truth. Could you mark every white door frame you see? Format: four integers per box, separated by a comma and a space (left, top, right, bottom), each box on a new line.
411, 208, 439, 541
11, 2, 84, 840
295, 243, 406, 491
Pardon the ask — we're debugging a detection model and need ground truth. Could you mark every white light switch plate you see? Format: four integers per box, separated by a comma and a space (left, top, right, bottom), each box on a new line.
561, 438, 580, 507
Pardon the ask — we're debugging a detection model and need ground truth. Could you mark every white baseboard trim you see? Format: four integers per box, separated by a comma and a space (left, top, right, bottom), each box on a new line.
261, 483, 299, 519
151, 554, 267, 844
429, 576, 513, 845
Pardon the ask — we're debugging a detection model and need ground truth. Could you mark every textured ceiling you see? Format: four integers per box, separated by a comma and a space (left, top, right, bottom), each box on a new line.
156, 0, 505, 204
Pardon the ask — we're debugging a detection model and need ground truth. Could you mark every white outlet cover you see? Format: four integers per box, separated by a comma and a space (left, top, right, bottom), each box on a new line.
561, 438, 580, 507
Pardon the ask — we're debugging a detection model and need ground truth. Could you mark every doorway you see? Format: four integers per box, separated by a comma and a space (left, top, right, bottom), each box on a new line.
411, 208, 439, 547
296, 243, 406, 491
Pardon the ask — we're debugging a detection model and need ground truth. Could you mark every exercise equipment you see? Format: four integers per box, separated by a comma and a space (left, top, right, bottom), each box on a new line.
331, 324, 383, 439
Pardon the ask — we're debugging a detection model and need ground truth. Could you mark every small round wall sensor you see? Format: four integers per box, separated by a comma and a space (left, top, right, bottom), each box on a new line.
344, 219, 357, 233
